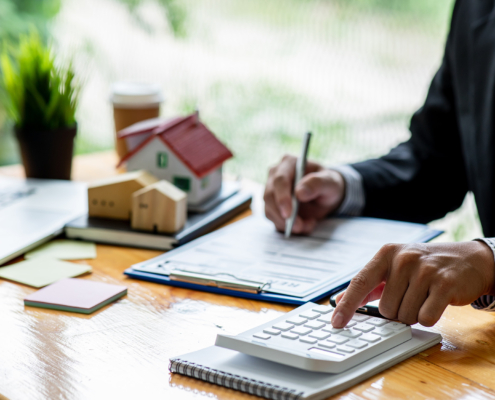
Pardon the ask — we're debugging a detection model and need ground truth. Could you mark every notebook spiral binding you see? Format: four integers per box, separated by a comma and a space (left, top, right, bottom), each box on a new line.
169, 358, 304, 400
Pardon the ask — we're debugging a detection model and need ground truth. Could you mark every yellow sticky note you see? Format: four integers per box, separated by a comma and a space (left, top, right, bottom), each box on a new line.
0, 259, 92, 288
25, 240, 97, 260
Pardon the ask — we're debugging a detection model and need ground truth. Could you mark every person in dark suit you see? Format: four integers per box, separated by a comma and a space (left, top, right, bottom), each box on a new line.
264, 0, 495, 329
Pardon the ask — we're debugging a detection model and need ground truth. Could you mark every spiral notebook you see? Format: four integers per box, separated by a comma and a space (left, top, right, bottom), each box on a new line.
169, 329, 441, 400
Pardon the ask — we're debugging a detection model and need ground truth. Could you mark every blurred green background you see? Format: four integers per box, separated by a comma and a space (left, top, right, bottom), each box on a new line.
1, 0, 481, 241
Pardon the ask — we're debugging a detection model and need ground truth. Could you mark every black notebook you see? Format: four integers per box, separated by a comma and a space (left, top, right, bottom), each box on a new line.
65, 188, 252, 250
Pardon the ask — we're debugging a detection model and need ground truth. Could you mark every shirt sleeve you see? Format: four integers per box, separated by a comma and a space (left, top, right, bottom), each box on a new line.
472, 238, 495, 311
330, 165, 365, 217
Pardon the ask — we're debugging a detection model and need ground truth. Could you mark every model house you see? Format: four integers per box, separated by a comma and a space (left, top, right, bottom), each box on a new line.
117, 112, 233, 206
88, 170, 158, 219
131, 180, 187, 233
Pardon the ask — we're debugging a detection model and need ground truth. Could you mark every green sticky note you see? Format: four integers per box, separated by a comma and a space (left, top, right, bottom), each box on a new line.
25, 240, 97, 260
0, 259, 92, 288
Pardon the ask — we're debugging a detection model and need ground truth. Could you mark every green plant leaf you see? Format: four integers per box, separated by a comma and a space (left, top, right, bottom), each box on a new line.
0, 31, 78, 132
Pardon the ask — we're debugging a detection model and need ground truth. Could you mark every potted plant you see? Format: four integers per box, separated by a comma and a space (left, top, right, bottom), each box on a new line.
1, 32, 78, 180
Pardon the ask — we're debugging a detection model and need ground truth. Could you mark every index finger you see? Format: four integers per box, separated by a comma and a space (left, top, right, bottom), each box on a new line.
332, 245, 394, 328
272, 156, 297, 219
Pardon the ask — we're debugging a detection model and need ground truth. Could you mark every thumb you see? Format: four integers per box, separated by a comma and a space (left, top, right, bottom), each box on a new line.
295, 171, 340, 203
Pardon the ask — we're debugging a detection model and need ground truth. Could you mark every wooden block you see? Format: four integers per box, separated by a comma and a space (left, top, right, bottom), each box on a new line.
131, 180, 187, 233
88, 170, 158, 220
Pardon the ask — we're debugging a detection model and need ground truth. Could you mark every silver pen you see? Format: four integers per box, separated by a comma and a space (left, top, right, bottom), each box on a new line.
285, 131, 312, 238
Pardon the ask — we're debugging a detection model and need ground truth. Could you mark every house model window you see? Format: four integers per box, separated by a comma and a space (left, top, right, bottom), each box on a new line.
174, 176, 191, 192
157, 152, 168, 168
201, 177, 209, 189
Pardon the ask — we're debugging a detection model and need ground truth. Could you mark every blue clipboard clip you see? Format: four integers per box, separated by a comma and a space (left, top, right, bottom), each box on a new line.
169, 270, 271, 294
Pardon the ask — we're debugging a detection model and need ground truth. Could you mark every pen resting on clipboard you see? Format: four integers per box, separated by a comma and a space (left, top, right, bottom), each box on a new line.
285, 132, 312, 238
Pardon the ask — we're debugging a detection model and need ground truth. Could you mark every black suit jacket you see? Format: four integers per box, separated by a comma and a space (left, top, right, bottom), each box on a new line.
351, 0, 495, 236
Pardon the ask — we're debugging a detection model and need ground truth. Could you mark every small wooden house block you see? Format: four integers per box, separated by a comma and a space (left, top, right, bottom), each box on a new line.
88, 170, 158, 220
131, 180, 187, 233
117, 112, 233, 206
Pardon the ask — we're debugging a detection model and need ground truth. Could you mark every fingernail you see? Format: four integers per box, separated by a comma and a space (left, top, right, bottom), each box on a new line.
280, 206, 289, 219
332, 311, 344, 328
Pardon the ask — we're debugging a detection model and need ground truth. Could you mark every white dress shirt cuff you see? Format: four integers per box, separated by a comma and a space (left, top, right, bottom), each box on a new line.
330, 165, 365, 217
472, 238, 495, 311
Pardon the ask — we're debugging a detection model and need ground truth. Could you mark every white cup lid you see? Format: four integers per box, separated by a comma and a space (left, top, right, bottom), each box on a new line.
111, 82, 163, 107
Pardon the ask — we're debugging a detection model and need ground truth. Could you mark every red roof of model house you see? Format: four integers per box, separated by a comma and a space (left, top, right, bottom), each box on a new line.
117, 113, 233, 178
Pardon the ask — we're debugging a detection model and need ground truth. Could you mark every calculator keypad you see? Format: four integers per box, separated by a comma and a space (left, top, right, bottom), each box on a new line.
273, 322, 294, 331
216, 303, 413, 374
251, 305, 408, 358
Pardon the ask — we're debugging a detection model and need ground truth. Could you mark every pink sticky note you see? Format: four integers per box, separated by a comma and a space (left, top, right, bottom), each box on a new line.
24, 278, 127, 314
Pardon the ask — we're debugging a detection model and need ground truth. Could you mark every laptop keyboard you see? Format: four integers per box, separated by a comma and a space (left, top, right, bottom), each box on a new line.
0, 186, 36, 209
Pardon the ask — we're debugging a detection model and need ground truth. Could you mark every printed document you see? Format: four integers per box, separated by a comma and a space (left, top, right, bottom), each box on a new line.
133, 217, 438, 298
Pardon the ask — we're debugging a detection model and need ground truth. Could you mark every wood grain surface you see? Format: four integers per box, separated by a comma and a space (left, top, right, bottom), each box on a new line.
0, 152, 494, 400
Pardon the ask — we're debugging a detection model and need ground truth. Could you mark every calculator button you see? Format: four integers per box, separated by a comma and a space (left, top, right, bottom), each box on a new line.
351, 314, 370, 322
337, 346, 355, 354
327, 336, 349, 345
353, 324, 374, 333
316, 315, 333, 324
304, 321, 325, 330
324, 327, 343, 334
263, 328, 280, 335
299, 337, 317, 344
365, 318, 389, 327
273, 323, 294, 332
345, 321, 357, 328
253, 333, 271, 340
299, 311, 321, 320
387, 322, 408, 331
359, 333, 381, 343
345, 339, 368, 349
291, 327, 312, 336
371, 328, 394, 337
319, 342, 336, 349
308, 331, 331, 340
281, 332, 299, 340
339, 329, 362, 339
312, 305, 334, 314
286, 316, 308, 326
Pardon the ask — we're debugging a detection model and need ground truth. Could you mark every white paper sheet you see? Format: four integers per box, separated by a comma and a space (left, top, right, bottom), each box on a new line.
133, 216, 439, 298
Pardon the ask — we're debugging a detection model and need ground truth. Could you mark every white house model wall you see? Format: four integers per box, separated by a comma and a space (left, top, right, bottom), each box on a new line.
125, 137, 222, 206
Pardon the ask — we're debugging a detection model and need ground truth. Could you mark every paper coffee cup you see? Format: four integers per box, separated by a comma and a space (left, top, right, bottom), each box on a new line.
111, 82, 164, 159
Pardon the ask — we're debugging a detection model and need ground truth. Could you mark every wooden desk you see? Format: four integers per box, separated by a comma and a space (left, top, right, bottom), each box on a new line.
1, 152, 495, 400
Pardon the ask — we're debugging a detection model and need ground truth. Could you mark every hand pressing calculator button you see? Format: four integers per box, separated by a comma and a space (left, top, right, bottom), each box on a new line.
215, 302, 412, 373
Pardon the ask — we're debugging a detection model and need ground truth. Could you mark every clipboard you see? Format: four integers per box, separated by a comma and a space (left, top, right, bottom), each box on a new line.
124, 267, 351, 305
124, 216, 443, 305
124, 217, 442, 305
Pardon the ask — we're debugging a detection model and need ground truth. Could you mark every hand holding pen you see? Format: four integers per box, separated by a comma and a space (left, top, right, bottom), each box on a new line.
263, 134, 346, 236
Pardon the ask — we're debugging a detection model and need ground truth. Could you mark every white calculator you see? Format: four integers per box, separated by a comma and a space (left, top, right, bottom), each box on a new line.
215, 302, 411, 373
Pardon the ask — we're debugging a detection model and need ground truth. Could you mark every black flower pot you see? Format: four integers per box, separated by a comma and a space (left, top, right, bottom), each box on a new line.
15, 124, 77, 180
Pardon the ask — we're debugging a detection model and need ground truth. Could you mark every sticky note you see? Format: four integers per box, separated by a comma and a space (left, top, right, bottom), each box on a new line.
24, 278, 127, 314
25, 239, 97, 260
0, 259, 92, 288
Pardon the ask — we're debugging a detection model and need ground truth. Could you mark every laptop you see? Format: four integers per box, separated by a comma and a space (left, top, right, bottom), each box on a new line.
0, 177, 87, 265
